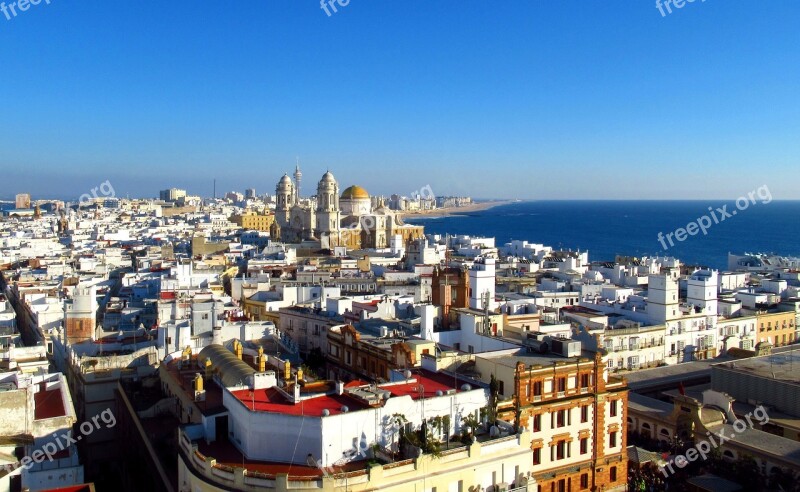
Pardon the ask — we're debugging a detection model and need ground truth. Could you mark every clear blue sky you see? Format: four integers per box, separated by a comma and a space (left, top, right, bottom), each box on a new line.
1, 1, 798, 201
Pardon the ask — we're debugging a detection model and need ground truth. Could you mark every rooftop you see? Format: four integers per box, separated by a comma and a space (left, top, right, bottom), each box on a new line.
192, 431, 369, 478
229, 370, 472, 417
33, 384, 66, 420
163, 359, 225, 416
478, 347, 595, 369
706, 423, 800, 467
712, 350, 800, 385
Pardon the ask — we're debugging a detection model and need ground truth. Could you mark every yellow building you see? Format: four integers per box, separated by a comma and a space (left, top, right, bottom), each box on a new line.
242, 294, 281, 325
757, 311, 796, 347
231, 211, 275, 232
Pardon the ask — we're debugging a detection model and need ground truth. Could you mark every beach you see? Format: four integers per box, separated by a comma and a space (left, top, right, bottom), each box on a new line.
400, 200, 518, 219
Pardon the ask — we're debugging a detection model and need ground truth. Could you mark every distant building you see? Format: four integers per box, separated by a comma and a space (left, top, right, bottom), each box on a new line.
245, 188, 257, 199
15, 193, 31, 209
274, 168, 424, 249
230, 211, 275, 232
225, 191, 244, 203
159, 188, 186, 202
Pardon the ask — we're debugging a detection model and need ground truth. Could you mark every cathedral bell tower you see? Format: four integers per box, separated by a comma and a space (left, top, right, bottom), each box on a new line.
315, 171, 341, 248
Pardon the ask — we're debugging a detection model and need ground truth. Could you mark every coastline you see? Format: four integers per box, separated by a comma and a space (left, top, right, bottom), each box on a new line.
400, 200, 518, 219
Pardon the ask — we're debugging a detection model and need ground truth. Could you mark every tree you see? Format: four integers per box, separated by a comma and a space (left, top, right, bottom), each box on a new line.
461, 413, 480, 445
488, 375, 499, 424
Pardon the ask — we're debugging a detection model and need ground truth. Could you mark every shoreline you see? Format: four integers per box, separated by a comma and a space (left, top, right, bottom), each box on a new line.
400, 200, 518, 219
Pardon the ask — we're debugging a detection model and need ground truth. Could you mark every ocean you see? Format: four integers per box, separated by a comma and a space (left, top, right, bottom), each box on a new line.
405, 200, 800, 270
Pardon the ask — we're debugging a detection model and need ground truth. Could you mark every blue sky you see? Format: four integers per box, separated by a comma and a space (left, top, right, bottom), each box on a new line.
1, 1, 798, 201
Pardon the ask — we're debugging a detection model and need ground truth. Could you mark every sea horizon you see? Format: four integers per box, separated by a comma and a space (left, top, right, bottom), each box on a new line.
405, 200, 800, 270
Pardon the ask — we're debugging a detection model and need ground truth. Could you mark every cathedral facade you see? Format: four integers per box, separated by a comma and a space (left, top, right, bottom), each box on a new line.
272, 169, 425, 250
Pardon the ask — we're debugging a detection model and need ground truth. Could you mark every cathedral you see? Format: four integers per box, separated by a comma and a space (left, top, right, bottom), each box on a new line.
271, 167, 425, 250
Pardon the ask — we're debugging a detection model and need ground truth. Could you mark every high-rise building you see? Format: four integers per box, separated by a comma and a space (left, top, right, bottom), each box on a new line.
159, 188, 187, 202
245, 188, 257, 199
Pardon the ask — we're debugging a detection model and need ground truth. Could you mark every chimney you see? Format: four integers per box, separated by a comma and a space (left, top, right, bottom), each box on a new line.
194, 373, 204, 392
204, 359, 213, 380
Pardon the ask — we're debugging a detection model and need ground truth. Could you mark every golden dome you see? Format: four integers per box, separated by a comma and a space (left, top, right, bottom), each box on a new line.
341, 185, 370, 200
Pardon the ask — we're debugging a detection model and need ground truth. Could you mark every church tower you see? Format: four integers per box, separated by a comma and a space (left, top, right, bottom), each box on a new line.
275, 174, 294, 227
315, 171, 341, 247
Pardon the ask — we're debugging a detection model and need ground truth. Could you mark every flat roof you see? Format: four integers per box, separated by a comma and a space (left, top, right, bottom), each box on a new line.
627, 393, 673, 417
163, 359, 225, 416
706, 423, 800, 466
34, 385, 66, 420
229, 370, 472, 417
712, 350, 800, 385
478, 348, 595, 368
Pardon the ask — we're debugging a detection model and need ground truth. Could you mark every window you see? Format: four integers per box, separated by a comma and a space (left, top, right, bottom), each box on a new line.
533, 447, 541, 465
556, 410, 566, 428
533, 414, 541, 432
498, 380, 505, 396
533, 381, 543, 397
610, 431, 617, 448
345, 351, 352, 365
580, 473, 589, 489
610, 400, 618, 417
557, 377, 566, 393
555, 441, 566, 460
580, 373, 590, 389
580, 437, 588, 454
581, 405, 589, 423
610, 466, 617, 481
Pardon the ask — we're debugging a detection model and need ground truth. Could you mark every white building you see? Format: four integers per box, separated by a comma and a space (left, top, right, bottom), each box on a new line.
0, 372, 85, 491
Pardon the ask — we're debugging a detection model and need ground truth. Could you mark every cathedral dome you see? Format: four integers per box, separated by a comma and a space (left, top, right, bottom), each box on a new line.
320, 171, 336, 184
341, 185, 370, 200
278, 174, 292, 186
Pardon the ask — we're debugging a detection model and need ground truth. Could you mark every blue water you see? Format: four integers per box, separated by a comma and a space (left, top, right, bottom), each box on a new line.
405, 201, 800, 270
